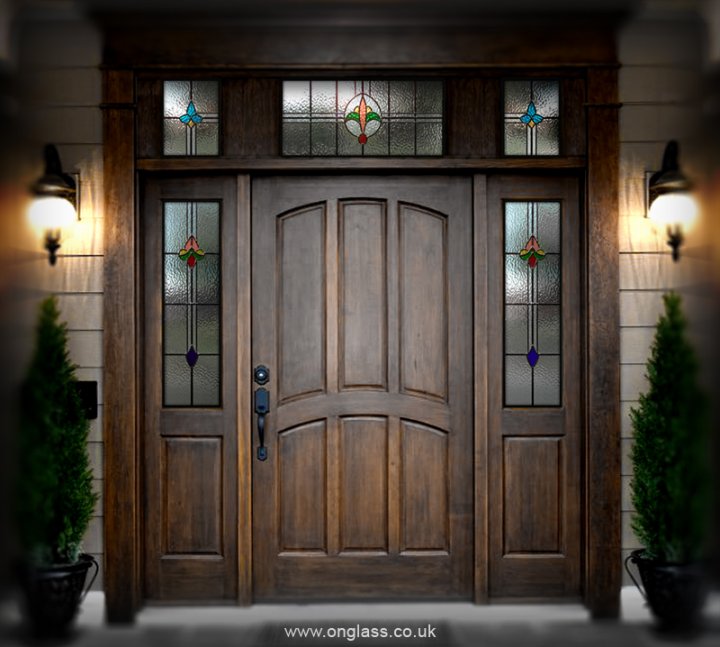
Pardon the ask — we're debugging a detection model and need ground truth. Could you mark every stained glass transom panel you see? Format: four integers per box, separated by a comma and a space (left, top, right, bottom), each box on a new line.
504, 201, 561, 407
163, 81, 220, 156
503, 80, 559, 156
163, 201, 221, 407
282, 80, 443, 156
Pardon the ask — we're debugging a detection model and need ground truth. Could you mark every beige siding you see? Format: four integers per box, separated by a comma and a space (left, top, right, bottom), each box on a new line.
617, 8, 709, 584
17, 13, 104, 589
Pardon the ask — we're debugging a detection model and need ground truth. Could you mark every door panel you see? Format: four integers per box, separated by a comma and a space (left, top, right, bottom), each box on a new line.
487, 176, 581, 599
252, 176, 473, 600
143, 177, 238, 601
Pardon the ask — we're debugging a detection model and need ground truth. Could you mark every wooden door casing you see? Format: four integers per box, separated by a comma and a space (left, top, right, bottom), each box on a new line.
142, 177, 239, 601
251, 176, 474, 600
487, 175, 582, 599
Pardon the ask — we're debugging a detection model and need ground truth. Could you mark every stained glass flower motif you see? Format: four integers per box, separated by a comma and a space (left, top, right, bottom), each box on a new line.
520, 102, 543, 129
344, 94, 382, 145
179, 101, 203, 128
519, 235, 546, 268
179, 235, 205, 268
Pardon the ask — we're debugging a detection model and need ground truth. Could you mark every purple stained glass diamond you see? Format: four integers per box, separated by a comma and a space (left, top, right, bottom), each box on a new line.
186, 345, 199, 368
527, 346, 539, 368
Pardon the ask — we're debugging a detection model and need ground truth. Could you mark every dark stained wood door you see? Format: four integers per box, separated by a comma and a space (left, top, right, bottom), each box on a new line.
486, 176, 582, 599
143, 177, 238, 601
252, 176, 473, 600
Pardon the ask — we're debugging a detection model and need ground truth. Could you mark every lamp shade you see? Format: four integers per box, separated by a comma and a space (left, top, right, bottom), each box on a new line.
28, 195, 77, 232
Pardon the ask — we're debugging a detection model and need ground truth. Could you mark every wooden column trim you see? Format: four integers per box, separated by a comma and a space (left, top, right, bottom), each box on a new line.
585, 67, 621, 619
102, 69, 139, 623
473, 174, 489, 603
237, 174, 252, 605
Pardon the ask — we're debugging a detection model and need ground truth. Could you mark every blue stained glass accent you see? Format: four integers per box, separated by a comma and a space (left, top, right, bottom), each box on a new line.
179, 101, 203, 127
527, 345, 539, 368
186, 345, 199, 368
520, 102, 543, 128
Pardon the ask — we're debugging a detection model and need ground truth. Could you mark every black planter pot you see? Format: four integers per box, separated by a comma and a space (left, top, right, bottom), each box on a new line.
626, 549, 709, 632
19, 553, 99, 637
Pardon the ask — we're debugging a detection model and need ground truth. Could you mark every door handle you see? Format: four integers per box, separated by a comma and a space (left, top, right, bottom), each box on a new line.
254, 387, 270, 461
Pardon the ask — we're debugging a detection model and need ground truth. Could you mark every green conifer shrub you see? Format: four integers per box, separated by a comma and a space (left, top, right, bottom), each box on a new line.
16, 296, 97, 565
630, 292, 709, 564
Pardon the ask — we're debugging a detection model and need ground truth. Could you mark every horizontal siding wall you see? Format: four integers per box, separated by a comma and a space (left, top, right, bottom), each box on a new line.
617, 9, 710, 584
17, 13, 104, 590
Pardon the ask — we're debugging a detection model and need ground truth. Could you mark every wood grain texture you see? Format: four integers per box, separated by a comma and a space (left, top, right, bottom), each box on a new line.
252, 176, 472, 600
163, 438, 222, 554
340, 417, 388, 552
278, 206, 326, 403
473, 174, 489, 603
102, 68, 138, 623
236, 174, 252, 605
585, 67, 621, 620
400, 422, 449, 552
339, 201, 387, 391
399, 205, 448, 402
279, 422, 328, 552
503, 437, 561, 554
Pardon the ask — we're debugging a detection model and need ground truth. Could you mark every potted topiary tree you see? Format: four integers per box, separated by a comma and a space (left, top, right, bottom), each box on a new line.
15, 295, 98, 636
627, 291, 711, 633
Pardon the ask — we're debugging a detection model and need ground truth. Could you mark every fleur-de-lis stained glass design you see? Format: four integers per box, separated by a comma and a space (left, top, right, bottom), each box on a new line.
179, 101, 203, 128
504, 80, 559, 156
519, 235, 546, 268
520, 102, 543, 129
179, 235, 205, 268
282, 80, 443, 156
344, 94, 382, 145
164, 81, 219, 156
504, 201, 561, 407
163, 201, 221, 407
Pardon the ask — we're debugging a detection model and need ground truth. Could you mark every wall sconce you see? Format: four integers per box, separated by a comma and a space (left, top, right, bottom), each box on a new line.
646, 140, 698, 262
28, 144, 78, 265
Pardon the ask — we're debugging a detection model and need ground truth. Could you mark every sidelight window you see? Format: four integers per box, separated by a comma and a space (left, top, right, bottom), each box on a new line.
504, 201, 561, 406
163, 201, 221, 406
281, 80, 444, 156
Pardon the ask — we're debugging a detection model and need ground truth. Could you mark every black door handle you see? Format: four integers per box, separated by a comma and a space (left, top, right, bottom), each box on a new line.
254, 387, 269, 461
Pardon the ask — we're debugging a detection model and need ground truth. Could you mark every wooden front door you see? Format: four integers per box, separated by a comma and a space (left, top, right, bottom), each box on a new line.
251, 176, 473, 600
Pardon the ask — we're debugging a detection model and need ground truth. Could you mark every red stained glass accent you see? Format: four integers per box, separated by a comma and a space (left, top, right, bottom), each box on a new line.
179, 235, 205, 268
519, 235, 546, 268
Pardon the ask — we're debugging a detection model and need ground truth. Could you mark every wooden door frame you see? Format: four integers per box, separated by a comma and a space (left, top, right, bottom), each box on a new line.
102, 30, 620, 623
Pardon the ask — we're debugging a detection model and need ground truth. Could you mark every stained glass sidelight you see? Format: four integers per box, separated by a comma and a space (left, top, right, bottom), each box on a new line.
503, 80, 559, 156
163, 81, 220, 156
163, 201, 221, 407
282, 80, 443, 156
504, 201, 561, 406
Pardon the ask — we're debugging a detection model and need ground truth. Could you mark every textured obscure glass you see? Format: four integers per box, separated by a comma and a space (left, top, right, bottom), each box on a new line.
163, 80, 220, 156
504, 201, 561, 407
504, 80, 559, 156
505, 356, 532, 406
282, 80, 443, 156
163, 201, 221, 407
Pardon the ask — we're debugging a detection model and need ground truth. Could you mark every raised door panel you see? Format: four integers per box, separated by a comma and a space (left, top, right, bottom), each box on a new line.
279, 422, 327, 553
278, 206, 326, 403
339, 417, 388, 553
399, 205, 448, 402
339, 201, 387, 391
